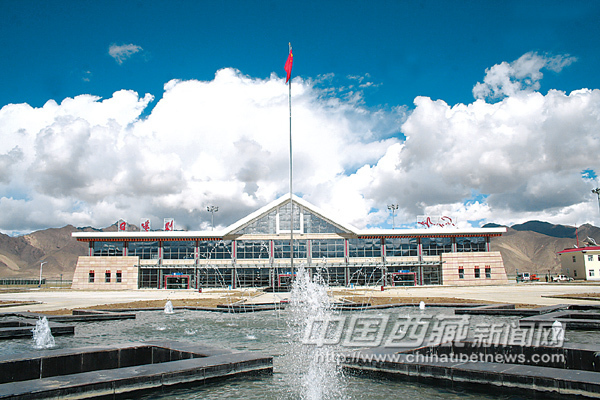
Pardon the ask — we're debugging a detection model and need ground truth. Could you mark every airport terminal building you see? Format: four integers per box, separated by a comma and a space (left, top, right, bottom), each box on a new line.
71, 195, 508, 290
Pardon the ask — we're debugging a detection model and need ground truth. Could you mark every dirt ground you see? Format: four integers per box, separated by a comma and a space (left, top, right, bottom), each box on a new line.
38, 294, 538, 315
336, 295, 536, 308
547, 293, 600, 300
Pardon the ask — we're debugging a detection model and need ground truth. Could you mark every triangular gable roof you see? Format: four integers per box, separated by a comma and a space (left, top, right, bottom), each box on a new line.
223, 194, 359, 235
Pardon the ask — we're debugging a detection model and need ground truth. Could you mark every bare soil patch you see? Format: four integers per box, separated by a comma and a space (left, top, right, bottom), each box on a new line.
548, 293, 600, 300
337, 295, 536, 309
41, 297, 245, 315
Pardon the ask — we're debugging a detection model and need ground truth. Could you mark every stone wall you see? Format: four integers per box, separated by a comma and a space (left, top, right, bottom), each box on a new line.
72, 256, 139, 290
441, 251, 508, 285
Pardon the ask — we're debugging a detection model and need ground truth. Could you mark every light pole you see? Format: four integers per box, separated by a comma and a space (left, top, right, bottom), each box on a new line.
38, 261, 46, 288
593, 188, 600, 214
387, 204, 399, 229
207, 206, 219, 230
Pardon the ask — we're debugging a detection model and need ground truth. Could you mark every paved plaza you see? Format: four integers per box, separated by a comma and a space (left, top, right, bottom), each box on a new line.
1, 282, 599, 313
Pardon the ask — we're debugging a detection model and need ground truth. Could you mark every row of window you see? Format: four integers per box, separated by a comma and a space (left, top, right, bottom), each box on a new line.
88, 270, 122, 283
92, 236, 488, 259
587, 255, 600, 262
458, 266, 492, 279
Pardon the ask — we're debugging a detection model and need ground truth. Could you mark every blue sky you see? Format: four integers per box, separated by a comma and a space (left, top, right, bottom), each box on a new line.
2, 1, 598, 110
1, 0, 600, 234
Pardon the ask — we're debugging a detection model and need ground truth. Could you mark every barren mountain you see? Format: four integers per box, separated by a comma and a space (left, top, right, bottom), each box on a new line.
0, 221, 597, 280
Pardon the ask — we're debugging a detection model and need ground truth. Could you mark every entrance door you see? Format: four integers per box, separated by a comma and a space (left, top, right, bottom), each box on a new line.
390, 272, 416, 286
164, 275, 190, 289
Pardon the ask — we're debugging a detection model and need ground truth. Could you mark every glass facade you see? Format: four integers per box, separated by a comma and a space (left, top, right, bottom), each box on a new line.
385, 238, 418, 257
421, 237, 452, 256
235, 211, 277, 234
162, 241, 195, 260
348, 266, 384, 286
128, 241, 159, 259
303, 210, 345, 234
139, 269, 159, 288
348, 238, 381, 258
93, 242, 123, 256
197, 267, 233, 287
236, 240, 270, 259
236, 268, 271, 287
273, 239, 307, 259
311, 239, 345, 259
198, 240, 233, 259
456, 236, 486, 252
278, 202, 301, 232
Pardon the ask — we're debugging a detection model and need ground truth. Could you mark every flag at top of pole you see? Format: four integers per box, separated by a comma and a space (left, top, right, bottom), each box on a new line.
284, 43, 293, 83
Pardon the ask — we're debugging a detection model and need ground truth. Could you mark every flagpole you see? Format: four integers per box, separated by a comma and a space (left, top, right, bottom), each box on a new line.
284, 42, 294, 286
288, 61, 294, 283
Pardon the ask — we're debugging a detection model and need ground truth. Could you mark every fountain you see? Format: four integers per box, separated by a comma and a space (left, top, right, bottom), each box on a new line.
164, 300, 174, 314
32, 316, 55, 349
552, 319, 565, 342
287, 265, 345, 400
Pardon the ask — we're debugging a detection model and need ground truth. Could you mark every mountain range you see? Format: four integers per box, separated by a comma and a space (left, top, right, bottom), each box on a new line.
0, 221, 598, 280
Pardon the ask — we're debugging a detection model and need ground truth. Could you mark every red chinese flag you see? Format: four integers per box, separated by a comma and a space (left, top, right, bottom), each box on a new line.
284, 44, 293, 83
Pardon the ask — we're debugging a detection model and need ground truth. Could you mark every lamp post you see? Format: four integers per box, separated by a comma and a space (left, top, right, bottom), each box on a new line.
593, 188, 600, 214
387, 204, 399, 229
38, 261, 46, 288
207, 206, 219, 230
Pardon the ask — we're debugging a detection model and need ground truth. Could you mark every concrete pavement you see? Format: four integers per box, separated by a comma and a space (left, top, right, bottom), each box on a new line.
1, 283, 599, 312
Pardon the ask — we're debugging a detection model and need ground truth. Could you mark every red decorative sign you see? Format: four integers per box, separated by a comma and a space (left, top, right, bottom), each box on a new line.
164, 218, 174, 231
416, 215, 457, 228
140, 219, 151, 232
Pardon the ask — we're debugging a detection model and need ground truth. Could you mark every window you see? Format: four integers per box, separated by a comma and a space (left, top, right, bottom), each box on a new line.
458, 268, 464, 279
88, 271, 95, 283
574, 270, 578, 277
590, 270, 595, 277
198, 240, 232, 260
236, 240, 270, 259
128, 241, 159, 260
474, 267, 480, 278
116, 271, 122, 283
105, 271, 111, 283
573, 256, 577, 262
598, 255, 600, 262
421, 237, 452, 256
485, 266, 491, 278
456, 237, 486, 252
385, 238, 418, 257
163, 241, 195, 260
273, 240, 307, 259
311, 239, 345, 259
588, 255, 594, 262
277, 202, 301, 232
93, 241, 124, 256
348, 238, 382, 258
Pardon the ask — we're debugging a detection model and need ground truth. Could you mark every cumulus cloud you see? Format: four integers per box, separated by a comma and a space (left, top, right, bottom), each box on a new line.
1, 57, 600, 235
473, 52, 576, 100
0, 69, 399, 233
108, 43, 143, 65
336, 88, 600, 228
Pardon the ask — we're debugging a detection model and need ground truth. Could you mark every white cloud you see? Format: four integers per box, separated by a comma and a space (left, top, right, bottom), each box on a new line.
473, 52, 577, 100
108, 43, 143, 65
1, 57, 600, 235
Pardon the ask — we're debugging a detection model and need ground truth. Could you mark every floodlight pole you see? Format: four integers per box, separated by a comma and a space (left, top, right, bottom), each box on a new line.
39, 261, 46, 288
593, 188, 600, 214
387, 204, 399, 229
207, 206, 219, 231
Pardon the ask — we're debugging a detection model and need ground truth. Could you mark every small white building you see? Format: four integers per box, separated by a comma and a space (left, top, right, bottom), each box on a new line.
557, 246, 600, 281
